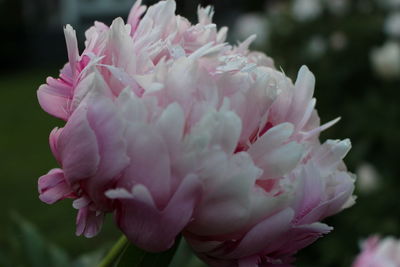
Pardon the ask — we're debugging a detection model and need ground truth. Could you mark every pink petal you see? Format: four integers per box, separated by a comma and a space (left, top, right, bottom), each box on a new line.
122, 123, 171, 207
127, 0, 147, 35
37, 81, 71, 120
313, 139, 351, 175
269, 223, 332, 257
64, 25, 79, 81
249, 123, 304, 178
84, 93, 129, 206
49, 127, 63, 164
156, 103, 185, 162
290, 65, 315, 127
38, 169, 75, 204
58, 104, 100, 184
226, 208, 294, 259
298, 171, 355, 224
187, 152, 263, 236
292, 163, 324, 223
76, 206, 104, 238
111, 174, 202, 252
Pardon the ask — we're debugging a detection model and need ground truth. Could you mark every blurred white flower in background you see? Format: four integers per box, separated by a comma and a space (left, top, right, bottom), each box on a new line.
385, 12, 400, 38
325, 0, 350, 16
233, 13, 269, 47
370, 41, 400, 80
330, 31, 348, 51
379, 0, 400, 9
356, 163, 380, 193
307, 35, 327, 58
292, 0, 322, 22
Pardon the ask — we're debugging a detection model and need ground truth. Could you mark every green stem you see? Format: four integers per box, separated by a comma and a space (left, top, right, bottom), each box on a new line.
99, 235, 128, 267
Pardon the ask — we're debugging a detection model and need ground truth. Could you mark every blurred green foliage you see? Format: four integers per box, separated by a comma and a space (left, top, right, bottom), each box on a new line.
1, 213, 107, 267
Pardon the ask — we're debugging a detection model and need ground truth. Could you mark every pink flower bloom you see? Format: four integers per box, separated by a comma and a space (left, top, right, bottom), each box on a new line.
353, 236, 400, 267
37, 0, 355, 262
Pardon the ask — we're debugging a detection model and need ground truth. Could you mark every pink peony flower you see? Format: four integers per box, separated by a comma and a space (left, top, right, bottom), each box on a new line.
37, 0, 355, 263
353, 236, 400, 267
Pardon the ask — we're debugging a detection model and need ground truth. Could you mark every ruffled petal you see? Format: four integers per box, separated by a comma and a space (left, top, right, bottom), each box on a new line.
122, 122, 171, 207
38, 169, 76, 204
37, 80, 71, 120
226, 209, 294, 259
108, 174, 202, 252
76, 206, 104, 238
58, 104, 100, 184
127, 0, 147, 35
84, 91, 129, 207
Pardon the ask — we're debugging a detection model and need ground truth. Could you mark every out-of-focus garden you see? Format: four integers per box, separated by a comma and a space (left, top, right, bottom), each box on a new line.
1, 0, 399, 266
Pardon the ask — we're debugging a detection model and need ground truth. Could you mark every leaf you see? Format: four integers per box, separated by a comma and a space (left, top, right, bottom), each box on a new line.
169, 239, 207, 267
12, 213, 49, 267
109, 235, 182, 267
72, 247, 107, 267
48, 244, 71, 267
9, 213, 72, 267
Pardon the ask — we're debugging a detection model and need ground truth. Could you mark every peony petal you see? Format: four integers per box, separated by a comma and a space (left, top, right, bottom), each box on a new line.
298, 171, 355, 224
156, 102, 185, 162
122, 122, 171, 207
72, 196, 91, 209
85, 92, 129, 199
127, 0, 147, 35
226, 208, 294, 258
49, 127, 63, 164
313, 139, 351, 175
116, 87, 149, 123
286, 65, 316, 128
38, 169, 75, 204
113, 174, 202, 252
258, 141, 304, 178
189, 108, 242, 155
294, 66, 315, 112
248, 123, 294, 160
197, 5, 214, 25
64, 25, 79, 81
75, 206, 104, 238
58, 104, 100, 184
37, 81, 71, 120
269, 223, 332, 257
188, 152, 260, 235
291, 163, 324, 223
